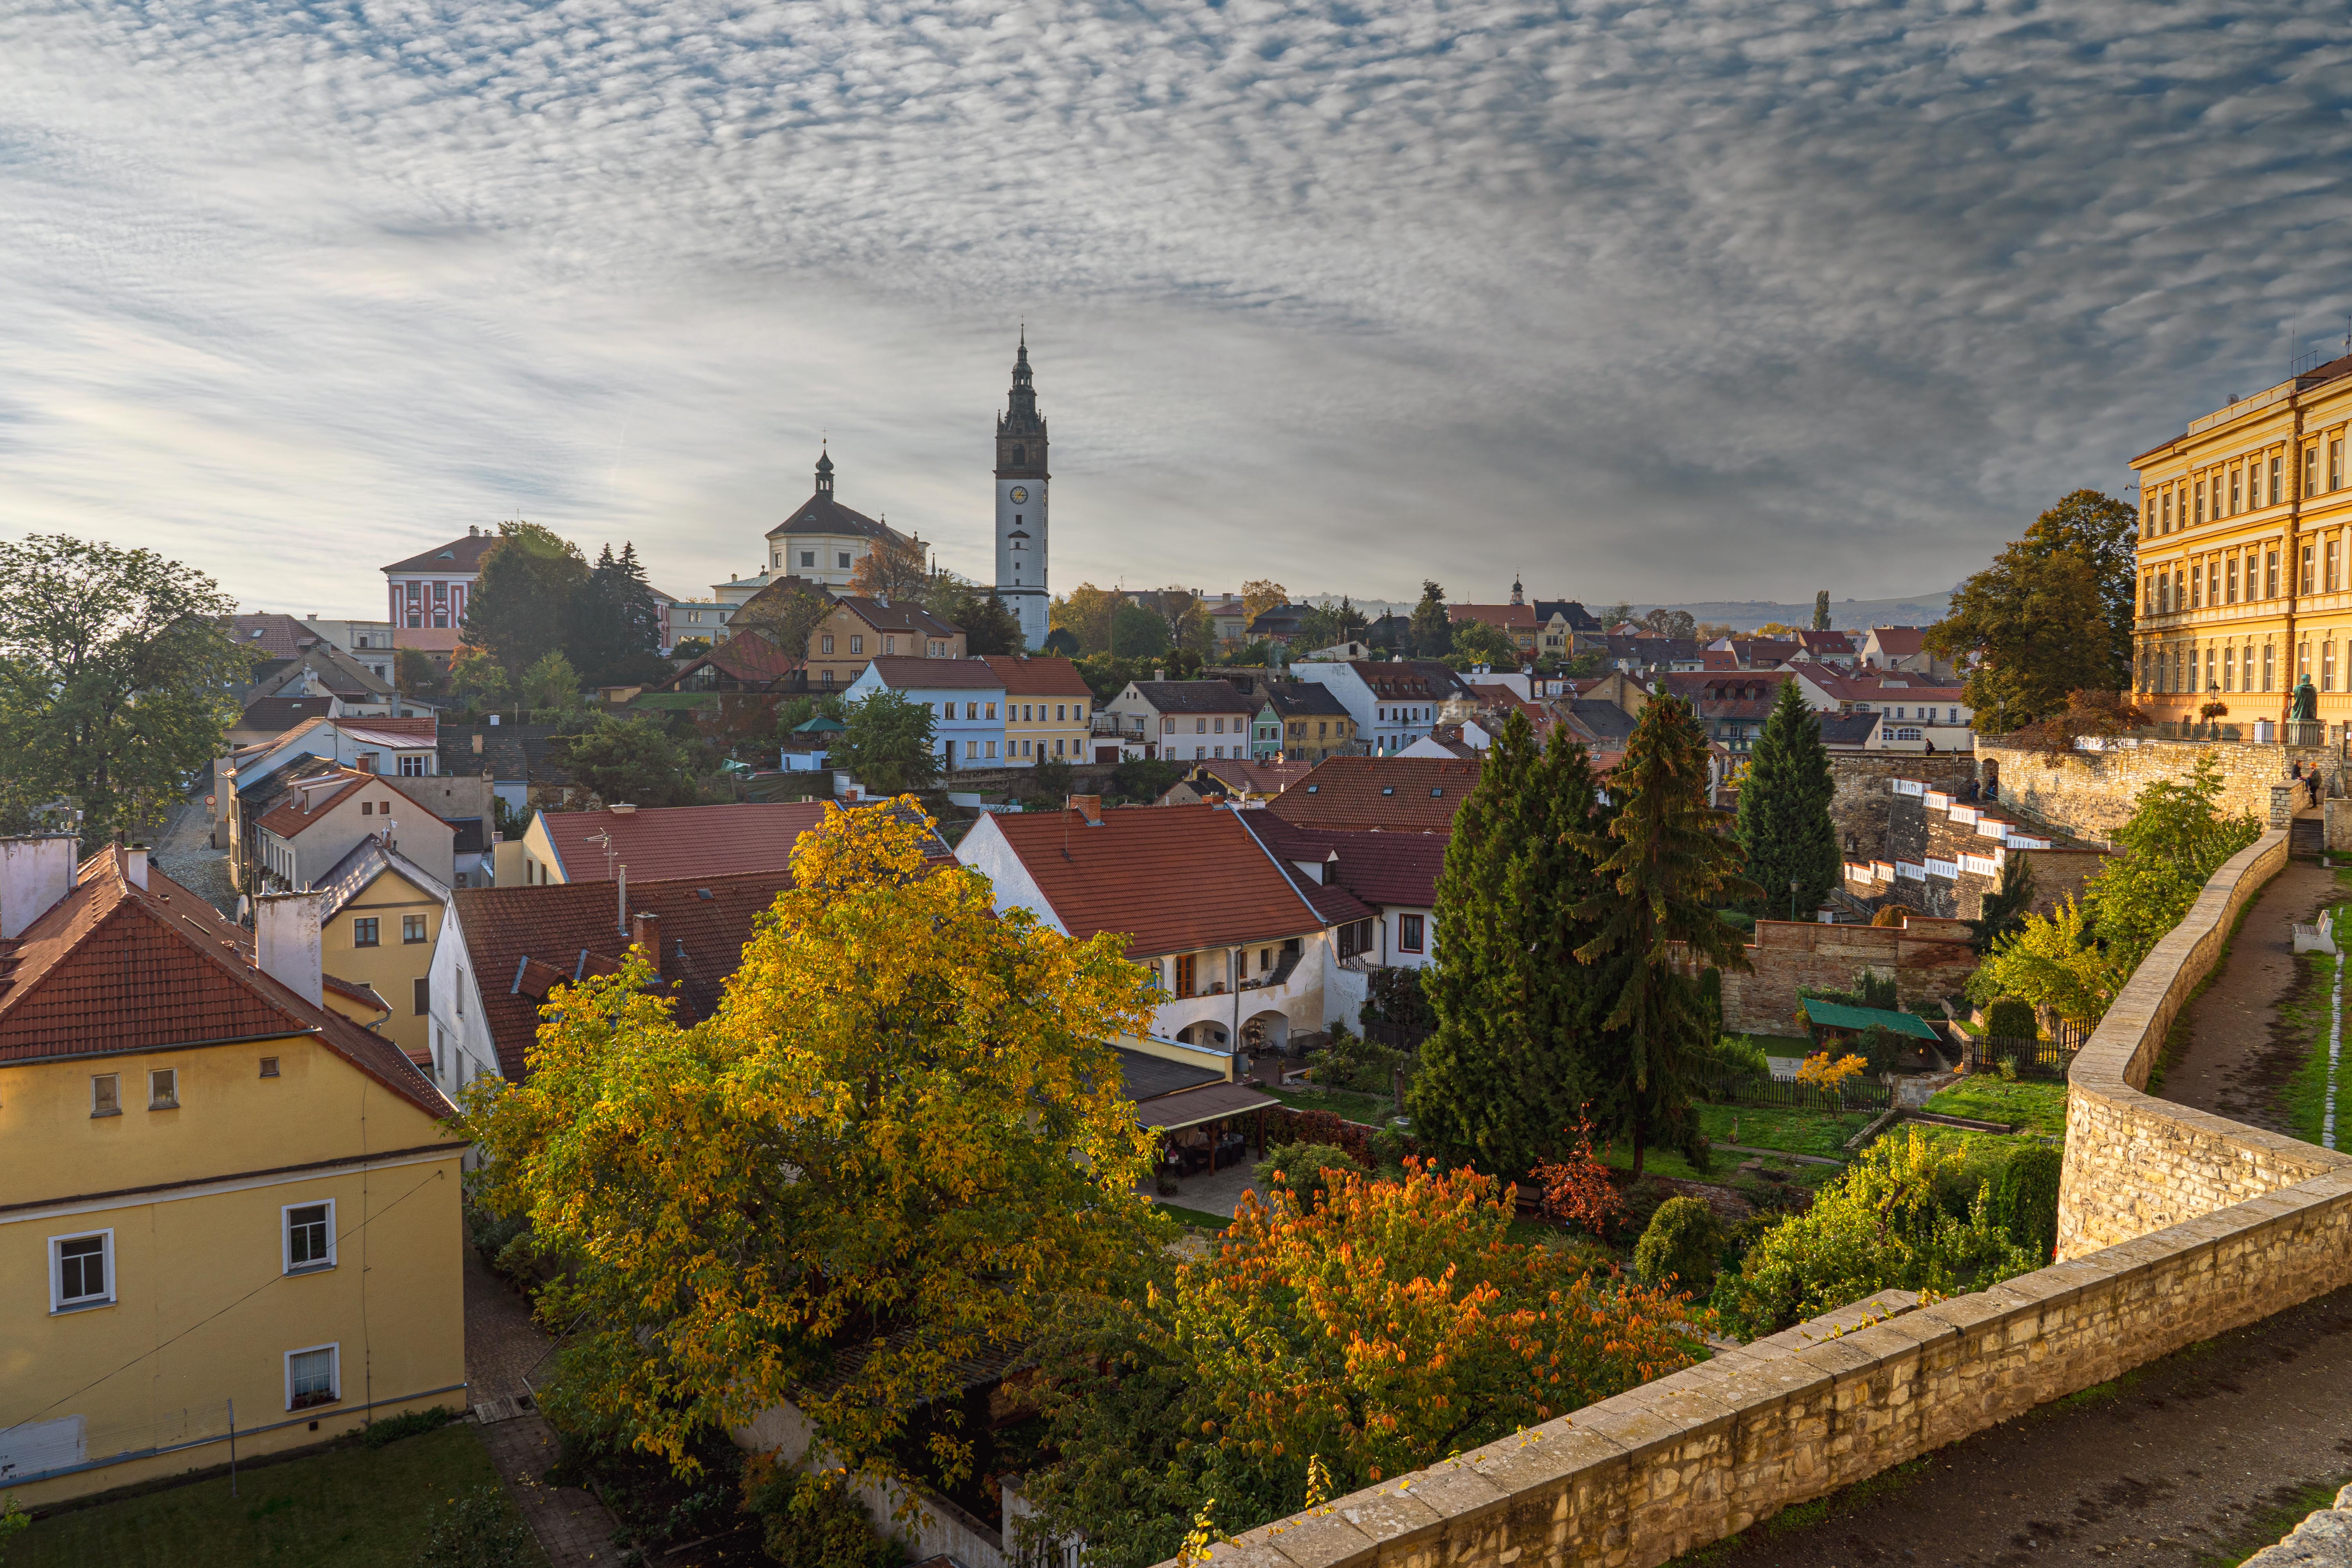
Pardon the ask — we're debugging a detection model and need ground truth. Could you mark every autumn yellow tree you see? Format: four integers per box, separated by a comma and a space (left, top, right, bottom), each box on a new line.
457, 801, 1162, 1485
846, 532, 929, 601
1051, 582, 1122, 654
1239, 579, 1288, 624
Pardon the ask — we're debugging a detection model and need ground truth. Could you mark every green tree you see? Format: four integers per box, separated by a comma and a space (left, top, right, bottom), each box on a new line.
1408, 580, 1452, 658
1813, 590, 1831, 632
1927, 490, 2136, 731
732, 577, 834, 663
1965, 896, 2119, 1025
1109, 599, 1169, 658
1573, 695, 1758, 1174
1042, 626, 1082, 657
520, 649, 584, 711
1412, 715, 1619, 1178
566, 543, 668, 686
1966, 853, 2036, 954
931, 580, 1024, 655
670, 635, 712, 659
0, 535, 249, 841
448, 644, 511, 709
1052, 583, 1121, 655
2081, 753, 2260, 977
1633, 1194, 1725, 1296
459, 805, 1160, 1483
464, 522, 589, 676
1296, 595, 1368, 650
834, 688, 940, 792
394, 646, 446, 700
557, 714, 699, 806
1735, 680, 1840, 919
1452, 618, 1521, 668
1641, 607, 1697, 641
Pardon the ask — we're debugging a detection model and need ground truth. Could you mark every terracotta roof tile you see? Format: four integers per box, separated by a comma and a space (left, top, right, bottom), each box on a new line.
1239, 815, 1448, 909
536, 800, 947, 883
1263, 756, 1482, 833
383, 534, 499, 574
858, 657, 1005, 691
979, 655, 1094, 697
1131, 681, 1256, 715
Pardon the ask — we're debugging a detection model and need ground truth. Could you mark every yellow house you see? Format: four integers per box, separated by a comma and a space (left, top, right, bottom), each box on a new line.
980, 654, 1094, 765
2133, 351, 2352, 724
314, 837, 452, 1066
0, 838, 466, 1506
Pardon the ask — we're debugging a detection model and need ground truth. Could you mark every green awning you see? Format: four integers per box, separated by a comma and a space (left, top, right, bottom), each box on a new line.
1800, 1000, 1941, 1041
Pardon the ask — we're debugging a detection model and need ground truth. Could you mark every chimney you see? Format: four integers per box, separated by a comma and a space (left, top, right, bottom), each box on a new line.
472, 732, 483, 755
610, 802, 637, 815
0, 835, 78, 938
489, 713, 501, 726
631, 911, 661, 978
1067, 794, 1103, 826
256, 890, 326, 1008
1153, 668, 1165, 682
125, 844, 149, 889
616, 865, 628, 934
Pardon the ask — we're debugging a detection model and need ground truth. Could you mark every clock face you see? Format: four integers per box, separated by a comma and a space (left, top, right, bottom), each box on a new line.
1008, 486, 1028, 504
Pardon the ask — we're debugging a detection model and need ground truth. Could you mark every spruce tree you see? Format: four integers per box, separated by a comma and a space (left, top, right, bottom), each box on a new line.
1573, 695, 1758, 1174
1410, 714, 1618, 1178
1813, 590, 1830, 632
1737, 679, 1841, 920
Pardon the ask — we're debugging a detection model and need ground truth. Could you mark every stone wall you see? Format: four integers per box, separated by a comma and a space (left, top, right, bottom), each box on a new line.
1978, 734, 2335, 844
1828, 752, 1978, 857
1717, 916, 1976, 1038
1187, 829, 2352, 1568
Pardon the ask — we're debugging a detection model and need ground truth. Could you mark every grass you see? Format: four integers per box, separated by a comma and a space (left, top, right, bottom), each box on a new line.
1665, 1457, 1936, 1564
1723, 1033, 1813, 1061
1259, 1083, 1394, 1127
10, 1423, 540, 1568
2279, 894, 2352, 1150
1694, 1102, 1871, 1159
1923, 1076, 2070, 1135
2196, 1475, 2352, 1567
1151, 1201, 1232, 1231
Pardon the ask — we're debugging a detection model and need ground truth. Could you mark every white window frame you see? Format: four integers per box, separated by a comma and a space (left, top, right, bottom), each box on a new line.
283, 1198, 337, 1274
285, 1342, 341, 1412
50, 1227, 116, 1313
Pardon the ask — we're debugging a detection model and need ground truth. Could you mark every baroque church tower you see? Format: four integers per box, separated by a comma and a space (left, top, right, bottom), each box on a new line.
993, 333, 1050, 651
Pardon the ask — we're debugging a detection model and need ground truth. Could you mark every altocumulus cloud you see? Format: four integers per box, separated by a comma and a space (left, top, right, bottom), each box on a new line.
0, 0, 2346, 612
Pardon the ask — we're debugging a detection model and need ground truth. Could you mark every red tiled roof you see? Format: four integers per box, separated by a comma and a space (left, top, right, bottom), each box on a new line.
383, 534, 499, 575
980, 655, 1094, 697
1446, 603, 1538, 630
858, 657, 1005, 691
973, 806, 1338, 955
342, 716, 437, 741
1263, 756, 1482, 833
257, 770, 453, 841
534, 800, 950, 883
228, 614, 324, 659
1195, 760, 1313, 795
1655, 670, 1797, 706
667, 630, 798, 688
0, 850, 451, 1117
1240, 815, 1448, 909
393, 626, 464, 653
449, 867, 803, 1080
838, 597, 960, 637
1866, 626, 1929, 657
323, 972, 389, 1011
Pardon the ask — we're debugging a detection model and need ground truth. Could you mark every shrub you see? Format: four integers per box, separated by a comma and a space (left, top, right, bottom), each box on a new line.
1705, 1035, 1771, 1081
411, 1485, 534, 1568
364, 1405, 454, 1450
1983, 997, 2038, 1041
1253, 1142, 1364, 1210
1309, 1019, 1409, 1096
1856, 1024, 1909, 1076
1989, 1144, 2063, 1263
740, 1455, 903, 1568
1633, 1196, 1725, 1296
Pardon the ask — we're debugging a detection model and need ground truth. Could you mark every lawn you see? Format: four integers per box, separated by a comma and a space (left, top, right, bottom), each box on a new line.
1722, 1033, 1814, 1063
1924, 1076, 2070, 1135
1151, 1201, 1232, 1231
1259, 1083, 1394, 1127
2278, 901, 2352, 1151
1694, 1102, 1871, 1159
10, 1424, 541, 1568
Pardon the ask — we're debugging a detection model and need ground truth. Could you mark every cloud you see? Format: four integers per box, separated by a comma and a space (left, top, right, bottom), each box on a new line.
0, 0, 2345, 615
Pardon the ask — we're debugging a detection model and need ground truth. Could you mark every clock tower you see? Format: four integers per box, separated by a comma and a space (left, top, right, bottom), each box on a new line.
993, 332, 1050, 651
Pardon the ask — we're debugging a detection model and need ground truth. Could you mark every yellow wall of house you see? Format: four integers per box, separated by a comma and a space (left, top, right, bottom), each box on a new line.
519, 813, 565, 884
326, 867, 444, 1059
1003, 702, 1091, 763
0, 1038, 465, 1503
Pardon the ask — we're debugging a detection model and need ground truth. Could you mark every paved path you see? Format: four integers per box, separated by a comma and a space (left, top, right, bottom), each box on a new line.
148, 788, 237, 916
1673, 1281, 2352, 1567
466, 1246, 623, 1567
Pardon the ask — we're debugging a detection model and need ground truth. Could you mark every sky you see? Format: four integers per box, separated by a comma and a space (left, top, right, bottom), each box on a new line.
2, 0, 2347, 619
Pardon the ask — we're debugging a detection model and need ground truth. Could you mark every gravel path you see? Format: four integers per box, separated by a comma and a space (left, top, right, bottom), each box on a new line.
148, 788, 238, 917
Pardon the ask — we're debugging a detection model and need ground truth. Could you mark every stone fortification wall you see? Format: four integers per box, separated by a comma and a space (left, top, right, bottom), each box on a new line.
1188, 831, 2352, 1568
1827, 752, 1978, 857
1717, 916, 1976, 1038
1977, 734, 2331, 844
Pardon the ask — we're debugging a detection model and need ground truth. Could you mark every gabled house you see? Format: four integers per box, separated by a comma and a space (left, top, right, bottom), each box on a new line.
842, 657, 1007, 771
1286, 660, 1466, 756
254, 769, 458, 895
312, 837, 452, 1065
1652, 670, 1798, 754
982, 654, 1094, 766
806, 599, 967, 690
1793, 668, 1975, 750
1155, 760, 1315, 806
1860, 626, 1956, 678
0, 839, 464, 1504
661, 630, 800, 693
1252, 681, 1359, 763
1098, 679, 1258, 763
434, 723, 574, 819
384, 528, 499, 630
956, 799, 1372, 1057
1262, 755, 1482, 835
1238, 813, 1448, 971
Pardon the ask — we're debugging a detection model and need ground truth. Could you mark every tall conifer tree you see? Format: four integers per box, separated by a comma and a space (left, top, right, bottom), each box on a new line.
1412, 714, 1620, 1178
1573, 696, 1758, 1174
1737, 679, 1841, 919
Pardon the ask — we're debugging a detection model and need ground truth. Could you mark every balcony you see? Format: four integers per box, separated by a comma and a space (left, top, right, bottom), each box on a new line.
1090, 715, 1146, 739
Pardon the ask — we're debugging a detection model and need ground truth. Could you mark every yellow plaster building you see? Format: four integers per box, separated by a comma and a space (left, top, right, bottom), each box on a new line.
314, 837, 451, 1066
2133, 353, 2352, 724
980, 654, 1095, 764
0, 839, 466, 1505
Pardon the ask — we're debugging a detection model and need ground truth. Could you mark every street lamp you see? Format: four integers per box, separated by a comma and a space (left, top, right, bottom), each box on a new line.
1789, 878, 1800, 922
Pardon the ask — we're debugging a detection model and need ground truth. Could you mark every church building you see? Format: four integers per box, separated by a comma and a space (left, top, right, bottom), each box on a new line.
994, 335, 1051, 652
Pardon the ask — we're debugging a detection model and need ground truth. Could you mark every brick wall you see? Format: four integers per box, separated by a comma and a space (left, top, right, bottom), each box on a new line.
1978, 735, 2332, 844
1828, 753, 1978, 857
1185, 830, 2352, 1568
1716, 916, 1977, 1038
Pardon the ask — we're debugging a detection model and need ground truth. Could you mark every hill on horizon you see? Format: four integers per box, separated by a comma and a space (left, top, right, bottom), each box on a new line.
1300, 590, 1955, 634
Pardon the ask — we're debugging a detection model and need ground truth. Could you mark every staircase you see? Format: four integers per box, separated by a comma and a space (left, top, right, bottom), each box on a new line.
2290, 817, 2325, 858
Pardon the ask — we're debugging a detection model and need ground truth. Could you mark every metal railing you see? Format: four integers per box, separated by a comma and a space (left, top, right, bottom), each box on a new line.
1962, 1034, 2076, 1080
1694, 1072, 1893, 1113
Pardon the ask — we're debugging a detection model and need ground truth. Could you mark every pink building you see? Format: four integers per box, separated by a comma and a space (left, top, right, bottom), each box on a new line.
383, 530, 499, 632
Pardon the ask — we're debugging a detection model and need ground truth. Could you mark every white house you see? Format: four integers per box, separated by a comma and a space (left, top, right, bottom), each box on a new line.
1097, 679, 1258, 763
1793, 668, 1975, 751
842, 657, 1009, 771
1286, 660, 1464, 756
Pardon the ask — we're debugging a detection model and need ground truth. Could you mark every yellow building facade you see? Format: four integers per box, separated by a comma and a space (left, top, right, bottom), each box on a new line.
2133, 355, 2352, 724
0, 843, 466, 1505
317, 842, 449, 1064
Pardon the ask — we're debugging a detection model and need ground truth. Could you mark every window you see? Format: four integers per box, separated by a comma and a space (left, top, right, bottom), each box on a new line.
403, 915, 426, 944
837, 552, 852, 570
352, 917, 379, 947
2227, 557, 2239, 603
2334, 439, 2345, 491
801, 551, 816, 568
1336, 919, 1374, 960
986, 703, 998, 720
360, 800, 373, 816
1194, 746, 1205, 759
885, 635, 897, 654
1212, 717, 1224, 734
2271, 455, 2283, 505
413, 977, 429, 1016
986, 741, 998, 759
285, 1201, 334, 1272
1174, 953, 1197, 996
820, 633, 835, 655
2223, 646, 2234, 691
51, 1231, 113, 1311
2269, 549, 2281, 599
2163, 488, 2174, 531
149, 1069, 177, 1110
2230, 468, 2241, 514
2327, 641, 2338, 694
2303, 544, 2317, 595
456, 971, 465, 1016
2265, 641, 2276, 691
967, 702, 980, 720
849, 635, 864, 654
261, 1056, 279, 1077
2243, 644, 2254, 692
286, 1344, 339, 1411
2310, 446, 2323, 499
1398, 913, 1425, 953
820, 669, 835, 688
398, 755, 426, 777
91, 1074, 120, 1117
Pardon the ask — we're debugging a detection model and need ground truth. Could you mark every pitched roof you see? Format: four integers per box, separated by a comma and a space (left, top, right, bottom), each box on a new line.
664, 630, 798, 688
237, 696, 339, 735
857, 656, 1005, 691
974, 806, 1341, 954
1239, 814, 1448, 909
1563, 699, 1639, 742
435, 724, 573, 786
837, 597, 960, 637
1260, 682, 1353, 719
257, 770, 453, 842
449, 868, 799, 1080
315, 837, 450, 919
1262, 756, 1482, 833
1818, 712, 1882, 746
383, 534, 500, 575
1800, 668, 1967, 704
1447, 603, 1538, 630
1654, 670, 1797, 707
1130, 680, 1256, 715
226, 613, 325, 659
345, 716, 437, 740
1798, 629, 1857, 655
1344, 660, 1463, 701
1530, 599, 1603, 631
980, 654, 1094, 697
1194, 760, 1314, 797
1865, 626, 1929, 658
765, 490, 912, 546
534, 799, 950, 884
0, 849, 451, 1117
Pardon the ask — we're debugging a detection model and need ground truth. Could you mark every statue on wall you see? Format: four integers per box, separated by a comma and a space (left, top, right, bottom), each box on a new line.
2291, 675, 2320, 724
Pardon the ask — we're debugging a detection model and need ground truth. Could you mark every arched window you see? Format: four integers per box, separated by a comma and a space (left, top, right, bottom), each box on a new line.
1011, 445, 1025, 465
